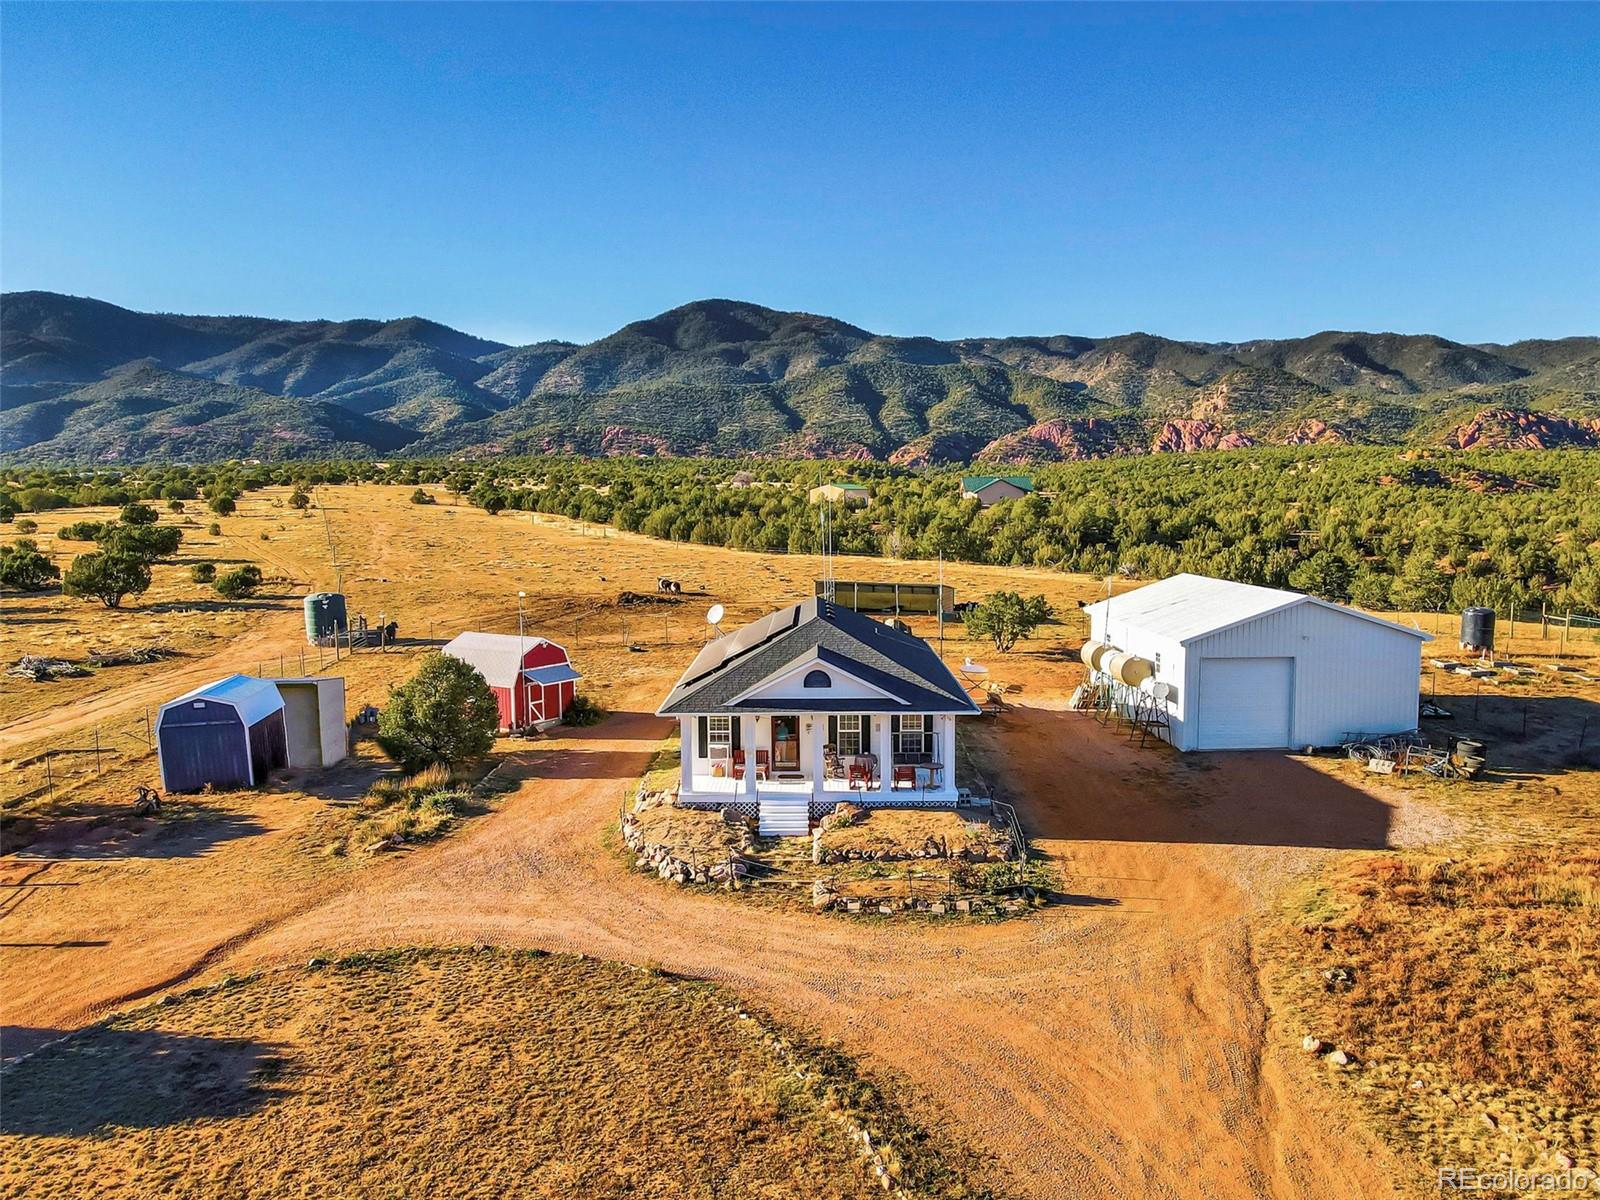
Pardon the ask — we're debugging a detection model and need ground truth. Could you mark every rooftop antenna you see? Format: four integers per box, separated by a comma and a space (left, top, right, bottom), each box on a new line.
820, 501, 836, 603
706, 603, 726, 637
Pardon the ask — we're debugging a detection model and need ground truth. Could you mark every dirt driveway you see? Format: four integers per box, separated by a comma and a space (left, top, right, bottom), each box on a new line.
168, 689, 1412, 1200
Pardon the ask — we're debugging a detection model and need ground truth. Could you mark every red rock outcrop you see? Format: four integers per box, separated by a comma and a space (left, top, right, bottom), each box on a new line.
1282, 419, 1349, 445
1150, 419, 1256, 453
974, 418, 1130, 463
1450, 408, 1600, 450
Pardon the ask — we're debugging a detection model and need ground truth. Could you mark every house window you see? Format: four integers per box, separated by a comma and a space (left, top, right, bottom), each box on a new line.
896, 714, 926, 757
706, 716, 732, 756
836, 714, 863, 756
803, 669, 831, 688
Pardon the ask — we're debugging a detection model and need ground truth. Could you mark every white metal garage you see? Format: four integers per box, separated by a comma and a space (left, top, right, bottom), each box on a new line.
1082, 574, 1430, 752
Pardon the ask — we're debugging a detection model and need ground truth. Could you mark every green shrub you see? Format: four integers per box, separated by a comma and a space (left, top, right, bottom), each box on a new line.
119, 502, 158, 526
214, 565, 264, 600
563, 694, 606, 727
0, 539, 60, 592
14, 489, 69, 513
377, 653, 500, 773
57, 520, 109, 541
14, 518, 38, 535
207, 522, 222, 536
190, 562, 217, 584
99, 523, 182, 559
411, 488, 436, 505
962, 592, 1053, 652
62, 551, 151, 609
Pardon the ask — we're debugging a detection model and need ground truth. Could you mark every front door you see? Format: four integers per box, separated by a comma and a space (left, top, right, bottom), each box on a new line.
771, 715, 800, 769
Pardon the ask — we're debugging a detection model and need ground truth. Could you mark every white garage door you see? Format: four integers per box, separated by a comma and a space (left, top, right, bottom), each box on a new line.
1197, 657, 1293, 749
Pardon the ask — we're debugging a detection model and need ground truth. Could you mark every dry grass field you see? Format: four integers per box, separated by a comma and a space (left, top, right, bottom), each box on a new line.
4, 482, 1599, 1199
0, 948, 991, 1200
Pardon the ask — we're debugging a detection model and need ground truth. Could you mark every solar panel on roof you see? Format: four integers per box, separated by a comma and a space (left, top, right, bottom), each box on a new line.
675, 602, 804, 688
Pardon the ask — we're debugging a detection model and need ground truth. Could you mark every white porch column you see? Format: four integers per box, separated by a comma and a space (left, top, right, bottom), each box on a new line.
808, 716, 825, 798
740, 714, 759, 799
941, 714, 958, 793
678, 717, 694, 797
871, 715, 891, 797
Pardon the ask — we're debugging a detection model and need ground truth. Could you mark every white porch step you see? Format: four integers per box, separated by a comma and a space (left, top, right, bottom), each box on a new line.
758, 795, 811, 837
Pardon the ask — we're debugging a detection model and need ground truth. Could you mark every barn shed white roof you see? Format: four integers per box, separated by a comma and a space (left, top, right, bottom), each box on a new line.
442, 631, 567, 688
1082, 573, 1429, 645
162, 673, 285, 725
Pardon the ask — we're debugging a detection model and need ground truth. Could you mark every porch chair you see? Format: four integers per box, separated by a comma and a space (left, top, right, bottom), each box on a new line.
892, 764, 917, 790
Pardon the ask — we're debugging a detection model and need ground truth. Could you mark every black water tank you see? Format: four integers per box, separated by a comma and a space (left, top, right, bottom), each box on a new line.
1460, 606, 1496, 651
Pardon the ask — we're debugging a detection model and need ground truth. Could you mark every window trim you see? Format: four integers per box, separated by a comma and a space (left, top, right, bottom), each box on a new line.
836, 714, 863, 756
706, 715, 733, 755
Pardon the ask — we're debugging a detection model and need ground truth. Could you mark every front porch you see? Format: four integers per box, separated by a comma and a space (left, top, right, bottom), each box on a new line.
673, 710, 960, 809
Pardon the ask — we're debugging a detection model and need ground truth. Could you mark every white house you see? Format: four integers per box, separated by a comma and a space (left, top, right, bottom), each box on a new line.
656, 598, 980, 834
1081, 573, 1429, 751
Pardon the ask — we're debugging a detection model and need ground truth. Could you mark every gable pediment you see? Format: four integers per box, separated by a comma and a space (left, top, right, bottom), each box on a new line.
726, 651, 908, 707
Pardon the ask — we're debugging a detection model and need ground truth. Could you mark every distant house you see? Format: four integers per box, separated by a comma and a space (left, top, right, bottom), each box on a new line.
961, 475, 1034, 506
442, 632, 582, 731
807, 482, 871, 507
728, 471, 756, 488
657, 598, 979, 834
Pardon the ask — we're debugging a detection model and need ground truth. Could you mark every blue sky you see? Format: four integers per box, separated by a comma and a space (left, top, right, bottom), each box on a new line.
3, 3, 1596, 346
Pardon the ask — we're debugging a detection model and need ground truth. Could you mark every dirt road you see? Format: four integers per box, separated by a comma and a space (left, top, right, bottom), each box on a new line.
198, 693, 1410, 1200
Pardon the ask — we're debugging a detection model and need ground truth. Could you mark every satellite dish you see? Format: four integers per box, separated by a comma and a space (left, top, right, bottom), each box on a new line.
962, 657, 988, 674
707, 604, 725, 630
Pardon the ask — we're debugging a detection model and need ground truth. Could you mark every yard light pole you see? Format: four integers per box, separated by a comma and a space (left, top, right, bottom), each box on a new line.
516, 590, 529, 728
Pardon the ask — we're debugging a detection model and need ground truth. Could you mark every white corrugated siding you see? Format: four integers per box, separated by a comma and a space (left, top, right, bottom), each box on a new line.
1184, 603, 1422, 749
1092, 595, 1424, 751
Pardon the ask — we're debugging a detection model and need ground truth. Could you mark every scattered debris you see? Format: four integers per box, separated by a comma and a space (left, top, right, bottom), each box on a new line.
87, 644, 179, 668
133, 786, 163, 817
7, 655, 91, 681
1322, 965, 1356, 991
616, 590, 680, 607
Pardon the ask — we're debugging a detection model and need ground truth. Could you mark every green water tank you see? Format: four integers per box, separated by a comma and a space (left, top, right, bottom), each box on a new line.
305, 592, 347, 643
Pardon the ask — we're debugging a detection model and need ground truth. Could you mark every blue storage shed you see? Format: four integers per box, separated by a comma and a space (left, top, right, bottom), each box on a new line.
156, 675, 289, 793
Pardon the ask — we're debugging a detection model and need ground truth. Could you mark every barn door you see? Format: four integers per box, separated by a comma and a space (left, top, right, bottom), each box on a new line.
1197, 658, 1293, 749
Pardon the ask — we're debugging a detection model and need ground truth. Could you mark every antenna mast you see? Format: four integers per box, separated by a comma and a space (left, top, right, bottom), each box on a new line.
820, 500, 835, 603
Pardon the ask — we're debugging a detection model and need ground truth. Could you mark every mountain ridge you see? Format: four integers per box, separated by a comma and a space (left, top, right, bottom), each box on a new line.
4, 291, 1597, 463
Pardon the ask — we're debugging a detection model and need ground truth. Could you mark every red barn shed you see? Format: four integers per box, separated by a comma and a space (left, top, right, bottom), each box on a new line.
441, 631, 582, 731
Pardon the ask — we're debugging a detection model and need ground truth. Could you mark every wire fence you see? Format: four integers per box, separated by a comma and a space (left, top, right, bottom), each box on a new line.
4, 706, 162, 814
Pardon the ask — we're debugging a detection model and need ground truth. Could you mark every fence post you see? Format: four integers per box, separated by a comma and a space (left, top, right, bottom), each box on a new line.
94, 728, 103, 777
46, 756, 54, 802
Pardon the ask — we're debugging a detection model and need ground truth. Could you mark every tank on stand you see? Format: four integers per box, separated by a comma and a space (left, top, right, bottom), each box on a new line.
305, 592, 348, 644
1459, 606, 1496, 656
